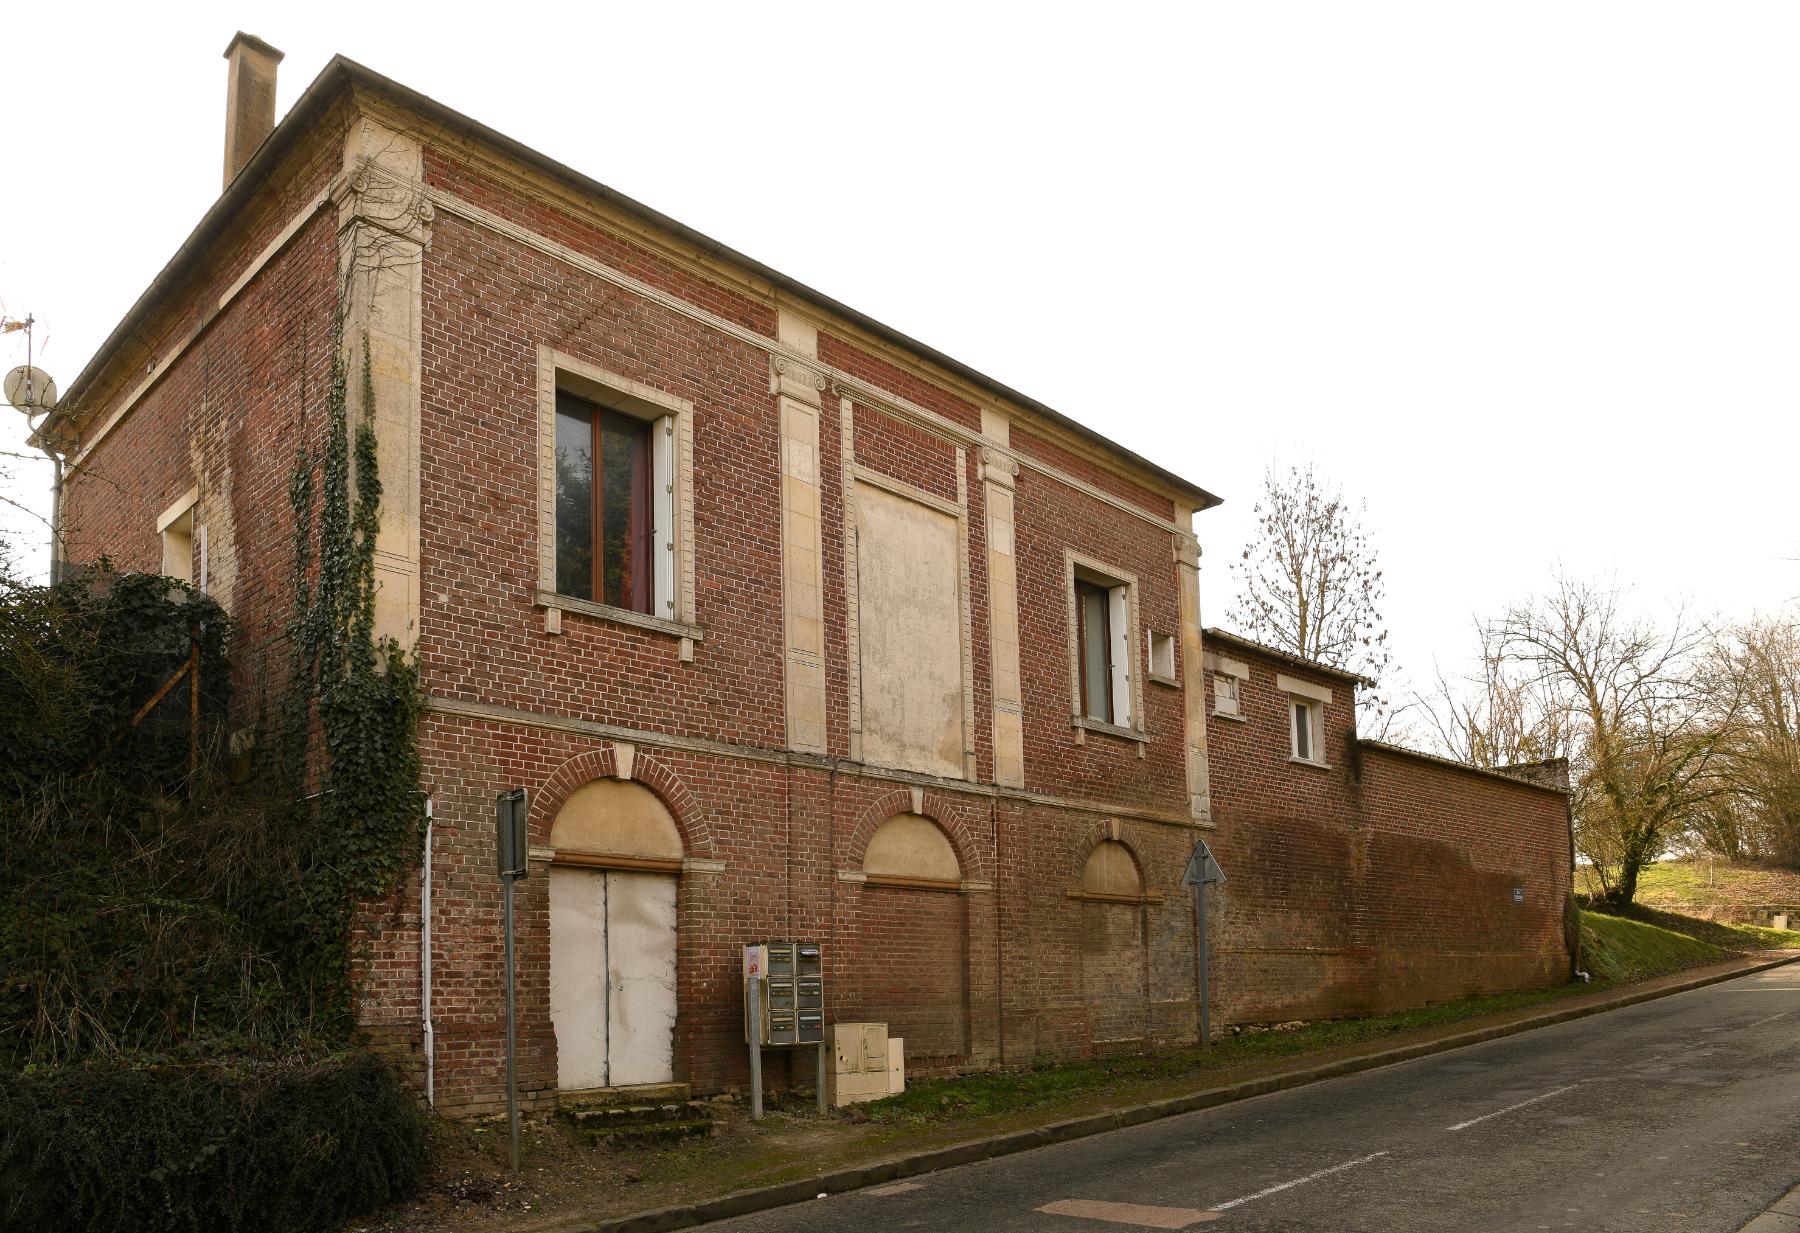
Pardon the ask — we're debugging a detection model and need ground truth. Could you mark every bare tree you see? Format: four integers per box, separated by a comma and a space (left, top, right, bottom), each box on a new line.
1418, 620, 1571, 768
1494, 575, 1736, 906
1230, 462, 1393, 714
1702, 616, 1800, 864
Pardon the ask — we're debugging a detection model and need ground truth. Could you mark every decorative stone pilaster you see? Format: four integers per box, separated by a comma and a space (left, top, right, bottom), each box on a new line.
336, 116, 431, 650
1175, 522, 1211, 820
979, 412, 1025, 787
773, 311, 829, 754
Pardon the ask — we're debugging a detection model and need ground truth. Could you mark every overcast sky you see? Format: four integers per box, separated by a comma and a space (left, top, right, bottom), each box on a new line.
3, 3, 1796, 720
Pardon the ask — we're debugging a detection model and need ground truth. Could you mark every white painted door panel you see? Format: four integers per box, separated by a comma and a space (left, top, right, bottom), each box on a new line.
604, 871, 678, 1087
549, 865, 607, 1090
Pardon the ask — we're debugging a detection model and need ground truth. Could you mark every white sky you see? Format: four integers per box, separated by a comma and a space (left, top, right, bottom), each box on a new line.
3, 3, 1796, 715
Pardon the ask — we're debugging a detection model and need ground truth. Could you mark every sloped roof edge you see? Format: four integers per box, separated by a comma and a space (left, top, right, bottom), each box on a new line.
51, 55, 1221, 511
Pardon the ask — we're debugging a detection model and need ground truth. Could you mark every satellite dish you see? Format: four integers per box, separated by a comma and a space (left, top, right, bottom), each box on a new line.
4, 366, 57, 415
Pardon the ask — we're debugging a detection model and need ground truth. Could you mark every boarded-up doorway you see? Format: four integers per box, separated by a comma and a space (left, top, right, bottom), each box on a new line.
547, 779, 683, 1091
1078, 840, 1149, 1046
549, 868, 677, 1088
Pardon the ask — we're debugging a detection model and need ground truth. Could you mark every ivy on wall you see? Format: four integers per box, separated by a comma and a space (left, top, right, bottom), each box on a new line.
278, 317, 425, 1033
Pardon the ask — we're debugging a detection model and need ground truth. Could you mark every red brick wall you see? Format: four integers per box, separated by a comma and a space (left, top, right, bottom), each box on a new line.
1206, 636, 1572, 1025
849, 885, 969, 1065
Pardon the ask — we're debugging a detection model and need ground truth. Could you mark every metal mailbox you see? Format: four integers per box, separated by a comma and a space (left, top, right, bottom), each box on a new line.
745, 940, 824, 1046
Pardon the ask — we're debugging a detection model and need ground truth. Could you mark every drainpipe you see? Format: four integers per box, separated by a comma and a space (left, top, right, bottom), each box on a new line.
421, 797, 435, 1108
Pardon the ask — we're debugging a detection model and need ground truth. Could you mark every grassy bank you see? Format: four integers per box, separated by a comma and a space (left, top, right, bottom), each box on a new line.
1580, 905, 1800, 986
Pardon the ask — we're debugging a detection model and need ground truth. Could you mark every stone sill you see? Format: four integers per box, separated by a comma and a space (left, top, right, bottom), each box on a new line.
536, 590, 704, 643
1288, 756, 1333, 771
1147, 672, 1181, 689
1211, 709, 1247, 723
1070, 716, 1148, 744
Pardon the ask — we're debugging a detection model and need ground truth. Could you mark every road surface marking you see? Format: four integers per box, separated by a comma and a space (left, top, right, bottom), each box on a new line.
865, 1182, 923, 1196
1036, 1198, 1220, 1227
1446, 1084, 1579, 1131
1741, 1009, 1796, 1029
1209, 1151, 1391, 1211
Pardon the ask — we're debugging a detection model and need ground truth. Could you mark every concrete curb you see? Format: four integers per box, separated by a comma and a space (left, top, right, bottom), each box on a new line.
1739, 1178, 1800, 1232
578, 954, 1800, 1233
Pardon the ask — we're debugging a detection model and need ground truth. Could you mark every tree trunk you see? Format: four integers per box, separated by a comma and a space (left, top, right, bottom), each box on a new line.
1606, 856, 1642, 909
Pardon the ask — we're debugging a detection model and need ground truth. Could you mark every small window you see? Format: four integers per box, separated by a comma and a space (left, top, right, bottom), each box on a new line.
157, 490, 198, 584
1149, 631, 1176, 681
160, 512, 193, 582
1213, 672, 1240, 717
554, 390, 664, 615
1291, 697, 1319, 762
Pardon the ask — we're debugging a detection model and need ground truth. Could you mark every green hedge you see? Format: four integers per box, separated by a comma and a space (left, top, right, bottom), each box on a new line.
0, 1053, 425, 1233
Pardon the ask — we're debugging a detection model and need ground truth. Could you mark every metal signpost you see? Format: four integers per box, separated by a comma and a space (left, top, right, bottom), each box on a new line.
1182, 837, 1227, 1048
496, 788, 529, 1174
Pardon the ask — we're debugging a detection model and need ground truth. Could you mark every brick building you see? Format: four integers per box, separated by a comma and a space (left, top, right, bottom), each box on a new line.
40, 39, 1569, 1115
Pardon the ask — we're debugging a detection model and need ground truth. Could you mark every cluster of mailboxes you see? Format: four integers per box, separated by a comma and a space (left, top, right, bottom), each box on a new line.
743, 941, 824, 1046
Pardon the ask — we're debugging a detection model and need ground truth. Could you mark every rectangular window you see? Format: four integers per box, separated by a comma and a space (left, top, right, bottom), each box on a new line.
1074, 576, 1134, 727
1291, 697, 1317, 762
555, 391, 655, 615
156, 488, 198, 585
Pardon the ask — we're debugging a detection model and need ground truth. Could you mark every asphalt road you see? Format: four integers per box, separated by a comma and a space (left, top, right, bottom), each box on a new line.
710, 964, 1800, 1232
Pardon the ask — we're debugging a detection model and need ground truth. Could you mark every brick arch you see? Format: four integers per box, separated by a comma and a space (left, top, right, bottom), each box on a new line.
844, 787, 991, 882
531, 743, 712, 858
1078, 834, 1147, 895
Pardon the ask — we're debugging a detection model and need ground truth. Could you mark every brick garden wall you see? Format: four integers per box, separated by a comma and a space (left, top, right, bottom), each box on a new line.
1206, 636, 1573, 1026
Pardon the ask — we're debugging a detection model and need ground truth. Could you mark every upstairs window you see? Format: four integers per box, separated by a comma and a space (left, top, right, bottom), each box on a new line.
156, 487, 198, 585
1074, 574, 1133, 727
555, 390, 666, 616
1291, 696, 1319, 762
1276, 673, 1333, 766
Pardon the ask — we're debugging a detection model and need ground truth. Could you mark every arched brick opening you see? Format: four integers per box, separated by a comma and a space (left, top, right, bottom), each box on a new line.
1076, 837, 1151, 1049
855, 811, 970, 1067
533, 743, 711, 858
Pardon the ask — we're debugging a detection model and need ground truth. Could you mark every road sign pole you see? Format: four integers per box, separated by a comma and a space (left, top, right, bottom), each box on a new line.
495, 788, 528, 1176
1183, 837, 1225, 1051
748, 974, 764, 1121
1194, 878, 1210, 1049
503, 870, 520, 1173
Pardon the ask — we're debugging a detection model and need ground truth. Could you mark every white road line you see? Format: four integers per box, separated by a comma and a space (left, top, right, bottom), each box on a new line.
1446, 1084, 1579, 1132
1209, 1152, 1391, 1211
1741, 1009, 1796, 1029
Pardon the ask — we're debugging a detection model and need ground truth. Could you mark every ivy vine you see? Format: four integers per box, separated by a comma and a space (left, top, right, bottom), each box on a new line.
280, 315, 425, 1034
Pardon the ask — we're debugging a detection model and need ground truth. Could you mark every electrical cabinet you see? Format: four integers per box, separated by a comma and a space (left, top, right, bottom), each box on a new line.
744, 941, 824, 1046
824, 1022, 905, 1105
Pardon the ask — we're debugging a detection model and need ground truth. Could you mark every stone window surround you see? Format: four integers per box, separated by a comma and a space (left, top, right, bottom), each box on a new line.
1279, 672, 1332, 767
1204, 651, 1249, 720
157, 486, 200, 584
1063, 550, 1144, 747
534, 345, 700, 658
1147, 630, 1179, 687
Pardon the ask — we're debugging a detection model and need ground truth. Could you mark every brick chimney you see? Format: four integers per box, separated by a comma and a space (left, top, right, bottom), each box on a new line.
221, 32, 284, 189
